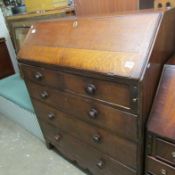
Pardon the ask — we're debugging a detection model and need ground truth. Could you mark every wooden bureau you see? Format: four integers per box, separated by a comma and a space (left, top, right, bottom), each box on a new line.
18, 9, 175, 175
146, 57, 175, 175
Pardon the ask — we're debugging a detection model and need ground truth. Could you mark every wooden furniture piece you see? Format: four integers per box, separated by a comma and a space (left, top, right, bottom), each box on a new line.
0, 38, 14, 79
25, 0, 68, 13
146, 57, 175, 175
154, 0, 175, 9
140, 0, 154, 9
6, 7, 75, 52
74, 0, 138, 16
18, 9, 175, 175
74, 0, 155, 16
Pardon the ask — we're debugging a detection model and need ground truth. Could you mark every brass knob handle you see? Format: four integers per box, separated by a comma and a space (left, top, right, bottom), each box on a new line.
172, 152, 175, 158
88, 108, 98, 119
48, 112, 55, 120
96, 159, 105, 169
40, 91, 48, 99
85, 84, 96, 95
34, 72, 43, 80
161, 169, 167, 175
54, 134, 62, 142
92, 134, 101, 144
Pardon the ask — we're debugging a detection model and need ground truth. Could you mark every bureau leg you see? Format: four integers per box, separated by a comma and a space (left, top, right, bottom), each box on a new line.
46, 141, 54, 149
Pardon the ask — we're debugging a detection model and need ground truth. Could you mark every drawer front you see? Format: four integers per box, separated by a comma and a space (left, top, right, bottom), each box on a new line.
155, 139, 175, 165
21, 64, 64, 89
33, 99, 137, 169
146, 156, 175, 175
28, 82, 138, 141
40, 122, 136, 175
21, 64, 134, 110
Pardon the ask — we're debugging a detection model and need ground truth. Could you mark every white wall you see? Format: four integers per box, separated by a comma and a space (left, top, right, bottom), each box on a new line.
0, 9, 19, 73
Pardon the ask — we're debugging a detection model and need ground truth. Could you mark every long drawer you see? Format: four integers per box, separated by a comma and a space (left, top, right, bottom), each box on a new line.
40, 122, 136, 175
33, 99, 137, 169
21, 64, 134, 110
155, 138, 175, 166
28, 81, 138, 141
146, 156, 175, 175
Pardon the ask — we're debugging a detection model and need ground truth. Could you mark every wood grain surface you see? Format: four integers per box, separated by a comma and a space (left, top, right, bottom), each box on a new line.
41, 122, 137, 175
32, 95, 138, 142
74, 0, 138, 16
19, 9, 175, 175
18, 12, 161, 79
146, 156, 175, 175
148, 62, 175, 141
21, 64, 131, 109
31, 98, 137, 169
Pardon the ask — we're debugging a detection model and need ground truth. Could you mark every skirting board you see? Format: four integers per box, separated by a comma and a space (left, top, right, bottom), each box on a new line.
0, 96, 44, 141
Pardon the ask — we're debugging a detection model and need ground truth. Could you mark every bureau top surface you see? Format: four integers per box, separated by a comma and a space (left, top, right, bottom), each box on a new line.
18, 10, 165, 79
148, 56, 175, 141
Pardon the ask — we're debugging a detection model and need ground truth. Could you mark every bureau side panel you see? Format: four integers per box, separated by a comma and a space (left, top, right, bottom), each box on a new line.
139, 8, 175, 175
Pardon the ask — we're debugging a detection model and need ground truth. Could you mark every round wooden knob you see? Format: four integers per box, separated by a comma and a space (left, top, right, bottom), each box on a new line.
88, 108, 98, 119
34, 72, 43, 80
40, 91, 48, 99
85, 84, 96, 95
48, 112, 55, 120
92, 134, 101, 144
96, 159, 105, 169
54, 134, 61, 142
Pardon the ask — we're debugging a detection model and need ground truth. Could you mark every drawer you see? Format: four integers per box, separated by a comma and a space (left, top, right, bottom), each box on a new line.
146, 156, 175, 175
21, 64, 64, 89
28, 82, 138, 141
21, 64, 136, 111
32, 99, 137, 169
40, 122, 136, 175
155, 138, 175, 166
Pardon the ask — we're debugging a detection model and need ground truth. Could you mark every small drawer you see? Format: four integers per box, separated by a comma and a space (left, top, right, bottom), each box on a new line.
29, 82, 138, 141
32, 99, 137, 169
63, 73, 131, 109
21, 64, 64, 89
40, 122, 136, 175
21, 64, 136, 111
155, 138, 175, 165
146, 156, 175, 175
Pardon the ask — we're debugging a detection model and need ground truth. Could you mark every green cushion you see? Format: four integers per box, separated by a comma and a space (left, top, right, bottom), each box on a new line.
0, 74, 34, 113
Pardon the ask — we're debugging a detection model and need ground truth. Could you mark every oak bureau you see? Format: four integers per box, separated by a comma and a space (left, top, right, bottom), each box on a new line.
146, 56, 175, 175
18, 9, 175, 175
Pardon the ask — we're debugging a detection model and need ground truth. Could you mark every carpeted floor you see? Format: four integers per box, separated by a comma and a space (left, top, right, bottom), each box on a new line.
0, 114, 86, 175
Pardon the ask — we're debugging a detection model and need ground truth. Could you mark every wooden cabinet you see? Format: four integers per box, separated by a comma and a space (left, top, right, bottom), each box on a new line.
140, 0, 154, 9
0, 38, 14, 79
147, 156, 175, 175
155, 139, 175, 165
146, 56, 175, 175
74, 0, 139, 16
18, 9, 175, 175
74, 0, 155, 16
